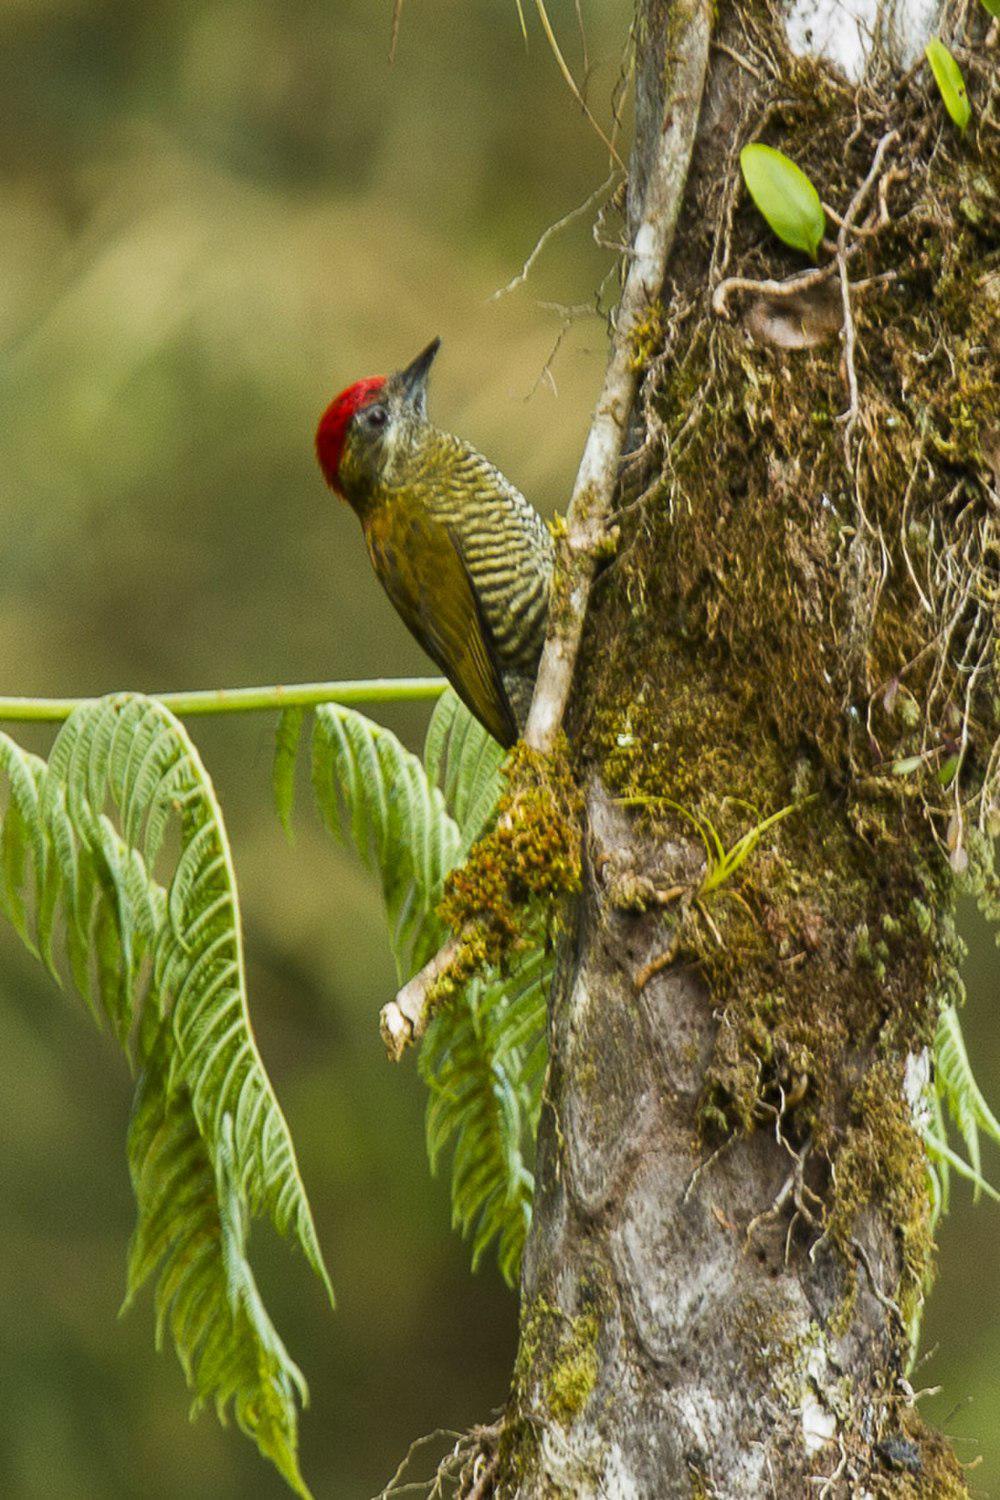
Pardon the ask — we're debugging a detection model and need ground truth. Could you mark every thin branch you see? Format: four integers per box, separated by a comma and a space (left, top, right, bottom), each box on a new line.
380, 0, 713, 1061
573, 0, 590, 80
389, 0, 404, 63
525, 0, 713, 754
0, 676, 446, 723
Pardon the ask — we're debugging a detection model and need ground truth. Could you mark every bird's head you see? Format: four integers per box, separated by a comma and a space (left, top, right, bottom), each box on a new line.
315, 337, 441, 505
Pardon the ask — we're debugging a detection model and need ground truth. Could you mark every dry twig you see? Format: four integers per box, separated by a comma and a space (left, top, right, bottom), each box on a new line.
532, 0, 626, 168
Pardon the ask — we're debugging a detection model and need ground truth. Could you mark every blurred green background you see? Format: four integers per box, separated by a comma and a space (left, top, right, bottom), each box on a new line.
0, 1, 996, 1495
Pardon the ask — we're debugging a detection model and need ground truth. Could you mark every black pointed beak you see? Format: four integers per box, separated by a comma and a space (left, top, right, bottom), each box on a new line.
398, 337, 441, 407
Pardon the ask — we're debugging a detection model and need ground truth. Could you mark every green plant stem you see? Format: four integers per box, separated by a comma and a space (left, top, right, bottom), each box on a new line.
0, 677, 447, 723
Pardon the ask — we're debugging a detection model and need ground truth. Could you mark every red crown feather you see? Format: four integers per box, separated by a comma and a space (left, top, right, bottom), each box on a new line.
315, 376, 386, 495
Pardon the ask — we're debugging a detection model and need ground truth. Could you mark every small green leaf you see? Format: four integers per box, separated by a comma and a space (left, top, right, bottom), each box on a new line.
937, 754, 960, 788
892, 755, 924, 777
739, 143, 826, 259
925, 38, 971, 132
981, 0, 1000, 16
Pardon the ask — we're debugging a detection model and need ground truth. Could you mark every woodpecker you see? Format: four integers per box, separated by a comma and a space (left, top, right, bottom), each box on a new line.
316, 339, 553, 748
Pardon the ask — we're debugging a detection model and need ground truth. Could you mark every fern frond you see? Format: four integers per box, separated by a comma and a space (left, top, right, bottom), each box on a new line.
933, 1003, 1000, 1202
311, 702, 459, 978
921, 1127, 1000, 1202
307, 693, 550, 1283
126, 1047, 312, 1496
0, 695, 329, 1494
0, 739, 48, 954
420, 946, 550, 1286
927, 1081, 951, 1218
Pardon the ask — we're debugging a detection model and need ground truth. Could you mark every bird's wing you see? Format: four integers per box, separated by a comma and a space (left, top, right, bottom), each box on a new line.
365, 503, 518, 748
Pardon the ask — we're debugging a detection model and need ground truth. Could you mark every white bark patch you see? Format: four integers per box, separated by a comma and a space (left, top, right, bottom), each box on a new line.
597, 1442, 639, 1500
611, 1175, 736, 1362
904, 1047, 933, 1131
784, 0, 941, 81
801, 1345, 837, 1454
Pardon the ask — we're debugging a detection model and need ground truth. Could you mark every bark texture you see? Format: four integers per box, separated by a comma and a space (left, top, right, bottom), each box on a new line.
510, 788, 918, 1495
490, 0, 998, 1493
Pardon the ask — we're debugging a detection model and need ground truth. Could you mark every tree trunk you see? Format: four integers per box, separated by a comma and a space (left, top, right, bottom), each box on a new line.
494, 0, 998, 1493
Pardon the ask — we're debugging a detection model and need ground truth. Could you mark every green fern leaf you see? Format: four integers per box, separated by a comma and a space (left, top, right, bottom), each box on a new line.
0, 695, 329, 1494
0, 739, 47, 953
922, 1127, 1000, 1203
420, 946, 550, 1286
927, 1083, 950, 1218
934, 1004, 1000, 1201
311, 702, 459, 978
423, 688, 505, 849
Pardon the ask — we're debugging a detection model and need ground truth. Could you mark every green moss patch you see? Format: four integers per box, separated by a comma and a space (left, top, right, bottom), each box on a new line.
438, 738, 582, 974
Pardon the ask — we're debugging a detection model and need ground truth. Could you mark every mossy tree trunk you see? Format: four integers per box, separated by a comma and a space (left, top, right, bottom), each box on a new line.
494, 0, 998, 1494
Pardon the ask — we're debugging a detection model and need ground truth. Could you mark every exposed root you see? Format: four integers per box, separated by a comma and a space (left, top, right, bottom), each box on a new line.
490, 172, 620, 302
634, 929, 683, 991
851, 1234, 908, 1337
375, 1422, 503, 1500
835, 129, 899, 447
374, 1427, 465, 1498
712, 258, 841, 318
745, 1117, 823, 1262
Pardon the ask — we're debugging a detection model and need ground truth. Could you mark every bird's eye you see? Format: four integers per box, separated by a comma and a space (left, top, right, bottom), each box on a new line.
364, 405, 388, 430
